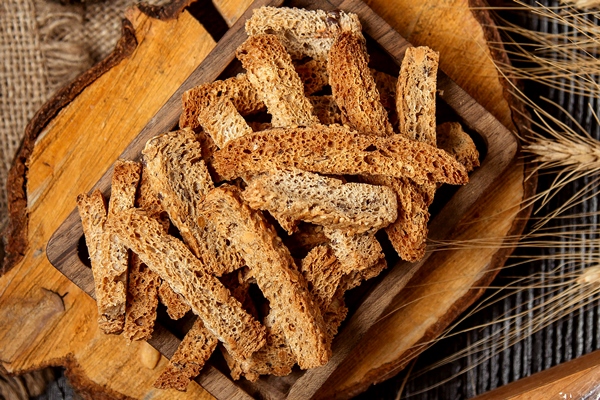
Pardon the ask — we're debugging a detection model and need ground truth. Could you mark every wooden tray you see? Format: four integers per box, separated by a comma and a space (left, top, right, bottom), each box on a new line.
46, 0, 518, 398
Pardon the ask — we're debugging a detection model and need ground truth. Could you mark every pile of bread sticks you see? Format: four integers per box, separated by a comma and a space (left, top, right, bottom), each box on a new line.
77, 6, 480, 390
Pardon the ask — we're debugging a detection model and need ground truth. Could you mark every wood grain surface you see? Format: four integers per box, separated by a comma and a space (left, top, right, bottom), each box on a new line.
473, 349, 600, 399
1, 0, 531, 399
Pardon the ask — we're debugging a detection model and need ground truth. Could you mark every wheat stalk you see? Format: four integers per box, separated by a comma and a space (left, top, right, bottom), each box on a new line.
515, 96, 600, 229
484, 2, 600, 97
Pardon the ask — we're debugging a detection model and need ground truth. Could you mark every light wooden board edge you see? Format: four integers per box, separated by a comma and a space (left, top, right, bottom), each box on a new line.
44, 0, 519, 399
474, 349, 600, 399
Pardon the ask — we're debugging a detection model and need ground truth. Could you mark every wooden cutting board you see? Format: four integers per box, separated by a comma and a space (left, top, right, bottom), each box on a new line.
1, 0, 531, 399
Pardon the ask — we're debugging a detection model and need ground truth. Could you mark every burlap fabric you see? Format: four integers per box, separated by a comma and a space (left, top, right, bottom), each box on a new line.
0, 0, 164, 397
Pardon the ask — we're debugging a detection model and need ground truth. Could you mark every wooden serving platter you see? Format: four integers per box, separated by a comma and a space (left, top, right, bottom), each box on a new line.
41, 0, 520, 398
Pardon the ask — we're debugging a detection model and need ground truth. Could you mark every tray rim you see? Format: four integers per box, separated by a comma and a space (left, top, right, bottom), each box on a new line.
45, 0, 519, 398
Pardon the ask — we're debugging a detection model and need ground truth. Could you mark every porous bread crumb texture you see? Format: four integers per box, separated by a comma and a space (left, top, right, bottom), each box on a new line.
324, 228, 385, 274
108, 160, 142, 216
77, 4, 482, 384
245, 6, 362, 61
123, 255, 160, 341
179, 73, 264, 131
109, 208, 266, 361
123, 171, 166, 341
322, 295, 348, 341
367, 46, 438, 261
293, 65, 397, 128
227, 245, 350, 381
220, 269, 295, 381
224, 313, 297, 381
102, 160, 142, 333
143, 129, 244, 277
135, 169, 169, 228
77, 190, 124, 334
436, 122, 480, 172
397, 46, 440, 145
325, 33, 435, 262
77, 160, 142, 334
200, 185, 331, 369
212, 125, 469, 186
154, 318, 218, 391
77, 190, 106, 269
198, 96, 254, 149
301, 245, 345, 310
229, 240, 370, 381
236, 34, 318, 128
328, 31, 394, 136
158, 282, 190, 320
243, 168, 397, 235
363, 175, 430, 262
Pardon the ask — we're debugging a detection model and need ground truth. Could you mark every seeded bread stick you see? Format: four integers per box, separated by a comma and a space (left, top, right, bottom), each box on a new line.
110, 208, 266, 361
77, 190, 116, 332
237, 34, 319, 128
143, 129, 244, 276
201, 185, 330, 369
328, 31, 394, 136
397, 46, 440, 144
212, 125, 469, 186
243, 168, 397, 235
